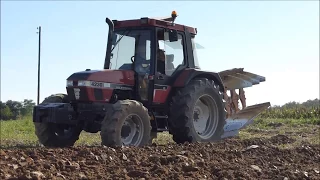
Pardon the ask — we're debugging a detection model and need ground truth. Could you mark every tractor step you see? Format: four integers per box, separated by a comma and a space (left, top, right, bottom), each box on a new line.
155, 115, 168, 119
221, 102, 271, 139
156, 128, 169, 132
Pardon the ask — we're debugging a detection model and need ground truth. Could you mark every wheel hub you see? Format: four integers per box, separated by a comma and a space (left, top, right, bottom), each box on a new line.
121, 114, 144, 146
121, 123, 132, 138
193, 110, 200, 121
192, 94, 219, 139
54, 125, 75, 139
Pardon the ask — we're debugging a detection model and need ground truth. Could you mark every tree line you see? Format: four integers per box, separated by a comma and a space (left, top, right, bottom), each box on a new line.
259, 98, 320, 121
0, 99, 36, 120
0, 98, 319, 121
271, 98, 319, 109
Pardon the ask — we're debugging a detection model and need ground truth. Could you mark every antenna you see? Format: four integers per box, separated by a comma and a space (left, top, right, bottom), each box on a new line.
36, 26, 41, 105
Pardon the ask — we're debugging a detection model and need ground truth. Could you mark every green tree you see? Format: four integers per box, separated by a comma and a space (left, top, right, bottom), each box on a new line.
5, 100, 22, 120
0, 105, 13, 120
302, 99, 319, 108
282, 101, 302, 109
20, 99, 36, 117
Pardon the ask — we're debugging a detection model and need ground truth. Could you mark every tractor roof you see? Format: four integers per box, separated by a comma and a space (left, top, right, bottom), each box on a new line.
112, 13, 197, 35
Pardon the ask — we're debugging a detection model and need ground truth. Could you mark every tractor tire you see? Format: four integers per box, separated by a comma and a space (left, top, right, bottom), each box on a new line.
100, 100, 151, 147
34, 94, 83, 147
168, 78, 226, 144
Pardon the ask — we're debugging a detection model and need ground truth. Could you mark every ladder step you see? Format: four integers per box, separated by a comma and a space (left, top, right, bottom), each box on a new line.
156, 128, 168, 132
155, 115, 168, 119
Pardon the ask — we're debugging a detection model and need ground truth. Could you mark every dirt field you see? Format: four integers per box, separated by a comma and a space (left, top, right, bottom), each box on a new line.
1, 122, 319, 180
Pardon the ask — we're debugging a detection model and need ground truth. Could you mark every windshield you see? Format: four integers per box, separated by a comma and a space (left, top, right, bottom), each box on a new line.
109, 29, 151, 71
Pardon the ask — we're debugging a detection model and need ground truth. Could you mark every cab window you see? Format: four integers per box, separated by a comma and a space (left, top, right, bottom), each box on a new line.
157, 31, 185, 76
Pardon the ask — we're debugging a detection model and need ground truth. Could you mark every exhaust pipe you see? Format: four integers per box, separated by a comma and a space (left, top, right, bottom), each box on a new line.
104, 18, 114, 69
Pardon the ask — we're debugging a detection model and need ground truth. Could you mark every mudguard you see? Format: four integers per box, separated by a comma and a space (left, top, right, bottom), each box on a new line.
172, 68, 225, 92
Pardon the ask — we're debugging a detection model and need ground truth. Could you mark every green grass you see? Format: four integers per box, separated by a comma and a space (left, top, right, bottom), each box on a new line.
0, 117, 102, 148
0, 116, 38, 147
259, 107, 320, 120
253, 117, 320, 128
239, 117, 320, 148
0, 117, 319, 148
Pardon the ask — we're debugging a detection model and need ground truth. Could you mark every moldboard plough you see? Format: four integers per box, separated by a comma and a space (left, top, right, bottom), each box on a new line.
219, 68, 270, 138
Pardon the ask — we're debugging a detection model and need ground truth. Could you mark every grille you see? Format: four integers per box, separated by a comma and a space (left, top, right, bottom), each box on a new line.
66, 87, 89, 101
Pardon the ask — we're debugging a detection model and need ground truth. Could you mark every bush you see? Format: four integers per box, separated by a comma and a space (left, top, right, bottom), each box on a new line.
259, 107, 320, 121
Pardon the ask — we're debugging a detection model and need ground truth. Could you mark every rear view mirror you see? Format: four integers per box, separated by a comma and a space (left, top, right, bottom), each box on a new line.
168, 29, 178, 42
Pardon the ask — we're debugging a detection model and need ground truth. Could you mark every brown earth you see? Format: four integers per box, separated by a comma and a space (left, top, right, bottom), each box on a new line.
1, 134, 319, 180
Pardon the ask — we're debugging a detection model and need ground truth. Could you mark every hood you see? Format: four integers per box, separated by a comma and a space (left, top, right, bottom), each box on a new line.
67, 69, 135, 86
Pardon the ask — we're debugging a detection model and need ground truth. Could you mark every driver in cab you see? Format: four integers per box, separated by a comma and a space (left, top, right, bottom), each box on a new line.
134, 45, 150, 74
134, 45, 166, 75
157, 49, 166, 74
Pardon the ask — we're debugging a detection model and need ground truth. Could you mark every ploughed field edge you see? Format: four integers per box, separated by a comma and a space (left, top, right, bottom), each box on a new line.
1, 134, 319, 179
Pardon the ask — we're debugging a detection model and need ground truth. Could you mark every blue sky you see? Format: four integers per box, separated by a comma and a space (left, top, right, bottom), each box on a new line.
1, 1, 319, 106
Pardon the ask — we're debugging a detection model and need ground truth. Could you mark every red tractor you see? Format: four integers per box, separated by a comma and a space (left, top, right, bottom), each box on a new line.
33, 11, 270, 147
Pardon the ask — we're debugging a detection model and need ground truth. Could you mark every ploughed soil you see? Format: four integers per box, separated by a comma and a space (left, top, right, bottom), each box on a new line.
1, 134, 320, 180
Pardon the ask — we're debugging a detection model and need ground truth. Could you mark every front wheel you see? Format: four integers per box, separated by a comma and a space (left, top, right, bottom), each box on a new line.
168, 78, 227, 144
34, 94, 83, 147
100, 100, 151, 147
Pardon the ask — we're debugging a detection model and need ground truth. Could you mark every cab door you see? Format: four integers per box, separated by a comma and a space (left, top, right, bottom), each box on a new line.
133, 34, 152, 104
152, 29, 187, 105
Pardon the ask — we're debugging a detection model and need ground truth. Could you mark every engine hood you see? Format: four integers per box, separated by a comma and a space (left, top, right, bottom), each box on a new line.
67, 69, 135, 86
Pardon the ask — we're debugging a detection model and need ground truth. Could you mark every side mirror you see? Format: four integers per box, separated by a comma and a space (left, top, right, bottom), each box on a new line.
112, 34, 118, 45
168, 29, 178, 42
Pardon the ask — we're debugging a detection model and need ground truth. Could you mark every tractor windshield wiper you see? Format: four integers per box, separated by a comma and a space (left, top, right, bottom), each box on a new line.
111, 30, 131, 52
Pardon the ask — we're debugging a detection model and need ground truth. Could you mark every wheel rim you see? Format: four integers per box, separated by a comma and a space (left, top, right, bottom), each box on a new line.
121, 114, 144, 146
54, 125, 76, 139
193, 94, 219, 139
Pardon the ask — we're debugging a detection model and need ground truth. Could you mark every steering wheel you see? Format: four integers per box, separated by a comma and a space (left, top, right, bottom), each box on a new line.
131, 55, 150, 73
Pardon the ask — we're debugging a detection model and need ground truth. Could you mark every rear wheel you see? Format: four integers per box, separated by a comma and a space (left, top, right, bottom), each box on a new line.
100, 100, 151, 147
168, 78, 226, 143
34, 94, 83, 147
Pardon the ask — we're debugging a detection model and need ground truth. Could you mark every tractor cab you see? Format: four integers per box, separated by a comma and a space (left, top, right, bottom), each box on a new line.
103, 11, 200, 105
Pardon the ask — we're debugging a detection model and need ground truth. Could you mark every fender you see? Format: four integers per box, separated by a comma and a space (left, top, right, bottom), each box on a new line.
172, 68, 225, 92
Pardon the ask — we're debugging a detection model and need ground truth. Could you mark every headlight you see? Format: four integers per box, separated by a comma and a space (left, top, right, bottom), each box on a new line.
78, 80, 88, 86
66, 80, 73, 87
67, 80, 110, 88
